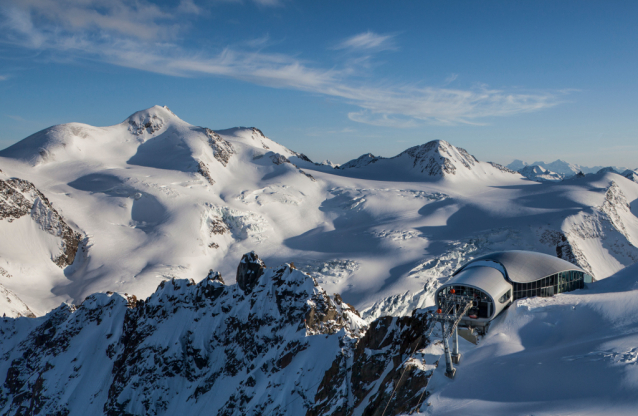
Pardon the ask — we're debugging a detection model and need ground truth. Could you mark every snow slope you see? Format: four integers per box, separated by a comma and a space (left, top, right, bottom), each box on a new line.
422, 261, 638, 415
1, 106, 638, 323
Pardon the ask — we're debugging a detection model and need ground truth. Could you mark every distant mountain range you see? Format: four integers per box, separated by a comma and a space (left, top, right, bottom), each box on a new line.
506, 159, 636, 183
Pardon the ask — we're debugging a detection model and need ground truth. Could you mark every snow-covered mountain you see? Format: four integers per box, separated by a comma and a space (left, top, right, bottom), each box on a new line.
1, 105, 638, 320
2, 105, 638, 414
508, 158, 628, 178
340, 140, 519, 181
622, 168, 638, 183
517, 164, 564, 182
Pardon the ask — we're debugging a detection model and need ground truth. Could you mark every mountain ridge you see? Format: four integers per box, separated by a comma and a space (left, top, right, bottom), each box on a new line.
1, 105, 637, 322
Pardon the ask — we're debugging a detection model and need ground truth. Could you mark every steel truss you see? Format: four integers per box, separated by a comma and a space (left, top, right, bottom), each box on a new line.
426, 293, 474, 379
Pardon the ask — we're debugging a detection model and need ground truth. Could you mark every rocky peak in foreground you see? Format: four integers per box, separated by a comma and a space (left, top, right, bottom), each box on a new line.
0, 254, 436, 416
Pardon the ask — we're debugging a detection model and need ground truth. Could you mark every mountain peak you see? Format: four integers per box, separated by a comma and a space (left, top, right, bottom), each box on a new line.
125, 105, 182, 135
397, 139, 478, 177
518, 164, 563, 182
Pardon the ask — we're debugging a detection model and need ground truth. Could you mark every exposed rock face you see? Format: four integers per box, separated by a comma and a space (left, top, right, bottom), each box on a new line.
0, 284, 36, 318
128, 110, 166, 135
601, 181, 631, 240
0, 176, 82, 268
290, 151, 313, 163
266, 152, 316, 181
0, 255, 382, 415
398, 140, 478, 177
236, 251, 265, 293
197, 161, 215, 185
299, 169, 316, 182
206, 270, 225, 284
309, 310, 433, 416
340, 153, 381, 169
540, 229, 593, 277
488, 162, 517, 174
0, 178, 32, 221
204, 128, 235, 167
270, 153, 291, 165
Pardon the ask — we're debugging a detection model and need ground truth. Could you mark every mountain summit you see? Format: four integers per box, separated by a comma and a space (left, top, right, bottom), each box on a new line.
340, 139, 518, 181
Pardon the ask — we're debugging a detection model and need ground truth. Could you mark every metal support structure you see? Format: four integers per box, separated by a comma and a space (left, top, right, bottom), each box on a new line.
441, 323, 456, 379
451, 325, 461, 364
426, 293, 473, 379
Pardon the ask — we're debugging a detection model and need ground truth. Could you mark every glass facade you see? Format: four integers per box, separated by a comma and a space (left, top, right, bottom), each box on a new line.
438, 285, 493, 319
512, 270, 592, 300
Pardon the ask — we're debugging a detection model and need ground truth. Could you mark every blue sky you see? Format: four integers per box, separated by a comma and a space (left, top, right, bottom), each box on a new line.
1, 0, 637, 167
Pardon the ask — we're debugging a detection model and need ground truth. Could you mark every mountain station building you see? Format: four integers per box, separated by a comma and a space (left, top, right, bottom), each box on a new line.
434, 251, 594, 331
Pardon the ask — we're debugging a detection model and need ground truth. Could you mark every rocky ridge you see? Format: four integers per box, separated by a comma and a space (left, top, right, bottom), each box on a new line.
0, 285, 36, 318
0, 174, 82, 268
0, 253, 437, 416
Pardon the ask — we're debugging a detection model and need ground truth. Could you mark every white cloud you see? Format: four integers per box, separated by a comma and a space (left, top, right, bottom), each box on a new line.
334, 31, 396, 51
348, 111, 421, 128
443, 73, 458, 85
3, 0, 181, 41
211, 0, 283, 7
252, 0, 283, 7
0, 75, 8, 81
177, 0, 203, 15
0, 2, 564, 127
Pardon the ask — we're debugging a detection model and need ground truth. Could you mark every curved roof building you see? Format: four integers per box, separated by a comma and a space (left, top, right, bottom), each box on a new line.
434, 251, 593, 330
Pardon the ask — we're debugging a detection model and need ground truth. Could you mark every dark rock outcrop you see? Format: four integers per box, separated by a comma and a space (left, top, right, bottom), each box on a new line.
540, 230, 594, 278
204, 128, 235, 167
197, 161, 215, 185
309, 310, 433, 416
488, 162, 517, 174
236, 251, 266, 293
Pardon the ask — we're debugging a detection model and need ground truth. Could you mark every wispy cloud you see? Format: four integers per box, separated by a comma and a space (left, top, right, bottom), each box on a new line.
334, 31, 396, 52
0, 75, 8, 81
177, 0, 203, 15
1, 0, 192, 42
6, 115, 27, 122
443, 73, 458, 86
244, 34, 272, 48
252, 0, 284, 7
211, 0, 284, 7
0, 1, 565, 127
